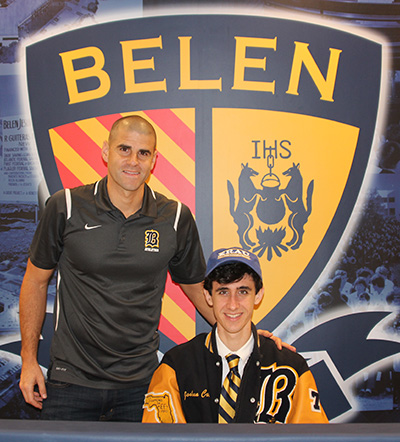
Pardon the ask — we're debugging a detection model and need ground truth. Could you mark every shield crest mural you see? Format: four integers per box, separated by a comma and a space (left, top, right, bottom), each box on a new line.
24, 12, 385, 351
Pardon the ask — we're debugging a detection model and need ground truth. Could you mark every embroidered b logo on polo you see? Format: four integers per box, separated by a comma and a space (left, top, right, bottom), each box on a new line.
145, 229, 160, 252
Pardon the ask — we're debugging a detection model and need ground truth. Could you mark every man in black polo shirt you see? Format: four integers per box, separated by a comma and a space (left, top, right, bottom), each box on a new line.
19, 115, 288, 421
19, 115, 213, 421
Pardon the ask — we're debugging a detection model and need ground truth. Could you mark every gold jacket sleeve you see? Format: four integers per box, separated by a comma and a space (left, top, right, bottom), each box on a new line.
286, 370, 329, 423
142, 363, 187, 423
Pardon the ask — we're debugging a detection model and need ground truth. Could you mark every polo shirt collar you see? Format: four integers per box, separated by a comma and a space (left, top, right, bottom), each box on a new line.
140, 183, 158, 218
94, 177, 158, 218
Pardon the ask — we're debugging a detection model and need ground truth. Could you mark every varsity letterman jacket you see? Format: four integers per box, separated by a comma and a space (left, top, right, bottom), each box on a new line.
143, 324, 328, 423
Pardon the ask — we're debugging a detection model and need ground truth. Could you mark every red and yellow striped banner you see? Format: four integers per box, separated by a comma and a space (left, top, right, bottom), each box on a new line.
48, 108, 197, 344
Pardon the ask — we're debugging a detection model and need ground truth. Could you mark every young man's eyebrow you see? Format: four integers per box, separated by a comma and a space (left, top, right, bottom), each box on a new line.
216, 285, 252, 291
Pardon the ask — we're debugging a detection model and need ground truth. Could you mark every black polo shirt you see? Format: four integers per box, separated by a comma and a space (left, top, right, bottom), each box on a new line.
29, 177, 205, 388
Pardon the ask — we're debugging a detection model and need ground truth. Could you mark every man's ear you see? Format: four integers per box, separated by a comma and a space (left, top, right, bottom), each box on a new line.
255, 287, 264, 306
102, 140, 109, 163
203, 288, 213, 308
151, 150, 158, 170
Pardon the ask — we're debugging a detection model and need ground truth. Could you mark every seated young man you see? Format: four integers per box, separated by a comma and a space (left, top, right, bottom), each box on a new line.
142, 247, 328, 424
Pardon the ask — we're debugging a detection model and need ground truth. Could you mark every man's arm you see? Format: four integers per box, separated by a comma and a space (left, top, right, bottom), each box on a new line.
179, 282, 216, 325
19, 259, 55, 409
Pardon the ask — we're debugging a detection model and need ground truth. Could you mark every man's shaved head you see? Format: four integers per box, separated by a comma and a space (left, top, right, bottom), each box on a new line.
109, 115, 157, 149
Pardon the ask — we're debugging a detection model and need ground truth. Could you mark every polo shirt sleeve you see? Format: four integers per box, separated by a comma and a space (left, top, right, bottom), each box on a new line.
168, 203, 206, 285
29, 189, 67, 270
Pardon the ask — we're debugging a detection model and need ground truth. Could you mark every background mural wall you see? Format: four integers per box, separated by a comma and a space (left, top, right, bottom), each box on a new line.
0, 0, 399, 424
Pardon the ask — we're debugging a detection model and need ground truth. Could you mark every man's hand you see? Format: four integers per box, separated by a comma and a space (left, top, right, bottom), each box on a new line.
19, 361, 47, 409
257, 329, 296, 352
19, 259, 53, 409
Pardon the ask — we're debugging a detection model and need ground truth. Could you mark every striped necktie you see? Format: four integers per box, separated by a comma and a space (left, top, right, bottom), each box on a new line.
218, 353, 241, 423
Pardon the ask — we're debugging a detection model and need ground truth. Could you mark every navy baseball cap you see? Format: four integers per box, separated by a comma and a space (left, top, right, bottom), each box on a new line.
205, 247, 262, 279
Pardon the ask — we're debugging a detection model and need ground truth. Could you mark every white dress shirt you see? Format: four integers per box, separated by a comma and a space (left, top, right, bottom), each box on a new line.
215, 327, 254, 385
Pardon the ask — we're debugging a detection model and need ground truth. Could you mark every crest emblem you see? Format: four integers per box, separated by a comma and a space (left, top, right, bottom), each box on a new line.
24, 13, 385, 335
228, 161, 314, 259
212, 108, 363, 326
